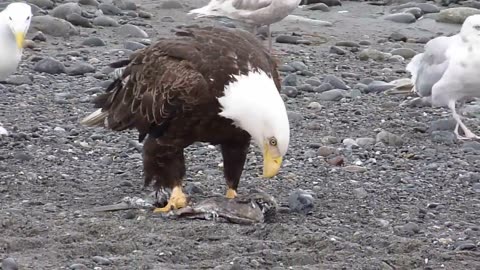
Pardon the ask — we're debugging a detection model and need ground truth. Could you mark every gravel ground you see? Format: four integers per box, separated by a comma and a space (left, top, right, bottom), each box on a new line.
1, 0, 479, 269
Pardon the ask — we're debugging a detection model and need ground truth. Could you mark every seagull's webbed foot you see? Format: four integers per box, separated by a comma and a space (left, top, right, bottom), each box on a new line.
153, 186, 188, 213
450, 100, 480, 140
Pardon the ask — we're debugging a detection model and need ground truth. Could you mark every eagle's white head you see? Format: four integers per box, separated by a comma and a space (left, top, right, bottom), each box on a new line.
460, 14, 480, 41
1, 2, 32, 49
218, 69, 290, 178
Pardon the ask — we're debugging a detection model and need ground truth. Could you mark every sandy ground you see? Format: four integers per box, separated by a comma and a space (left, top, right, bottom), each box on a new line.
1, 0, 479, 269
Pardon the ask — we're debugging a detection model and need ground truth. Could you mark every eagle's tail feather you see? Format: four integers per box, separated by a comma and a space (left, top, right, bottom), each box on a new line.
80, 109, 108, 127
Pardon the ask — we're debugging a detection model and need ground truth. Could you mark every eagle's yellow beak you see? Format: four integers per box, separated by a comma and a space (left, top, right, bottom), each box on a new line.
15, 31, 25, 49
262, 143, 283, 178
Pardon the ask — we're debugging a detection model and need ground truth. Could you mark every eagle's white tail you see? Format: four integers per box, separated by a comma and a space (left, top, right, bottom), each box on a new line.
80, 109, 108, 127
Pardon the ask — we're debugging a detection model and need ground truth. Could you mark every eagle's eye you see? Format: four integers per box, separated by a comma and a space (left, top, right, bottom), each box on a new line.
474, 25, 480, 31
269, 137, 277, 146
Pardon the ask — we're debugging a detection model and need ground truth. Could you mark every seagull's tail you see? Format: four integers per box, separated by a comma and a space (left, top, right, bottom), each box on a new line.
80, 109, 108, 127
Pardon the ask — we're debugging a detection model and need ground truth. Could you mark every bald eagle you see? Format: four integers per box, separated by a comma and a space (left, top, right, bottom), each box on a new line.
81, 26, 290, 213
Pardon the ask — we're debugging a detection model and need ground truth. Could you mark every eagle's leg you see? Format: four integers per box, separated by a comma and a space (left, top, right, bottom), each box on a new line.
142, 136, 188, 213
221, 142, 249, 199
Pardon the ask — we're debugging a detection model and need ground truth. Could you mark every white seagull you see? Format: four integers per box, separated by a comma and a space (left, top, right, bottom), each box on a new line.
0, 2, 32, 82
188, 0, 302, 52
406, 14, 480, 140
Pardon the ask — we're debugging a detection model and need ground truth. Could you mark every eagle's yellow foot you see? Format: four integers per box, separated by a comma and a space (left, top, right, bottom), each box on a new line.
225, 188, 237, 199
153, 186, 187, 213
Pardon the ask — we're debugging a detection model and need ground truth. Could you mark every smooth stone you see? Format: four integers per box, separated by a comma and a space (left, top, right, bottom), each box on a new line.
93, 16, 120, 27
431, 131, 457, 145
66, 13, 93, 28
385, 13, 416, 23
417, 3, 440, 13
330, 46, 346, 55
318, 89, 348, 101
366, 81, 395, 93
98, 3, 123, 15
308, 3, 330, 11
67, 62, 96, 76
390, 48, 417, 59
403, 7, 423, 19
159, 0, 183, 9
437, 7, 480, 24
323, 75, 348, 90
31, 15, 79, 37
118, 24, 148, 38
288, 189, 314, 215
376, 130, 404, 146
124, 41, 146, 51
33, 57, 66, 74
359, 49, 390, 61
82, 37, 106, 47
51, 3, 82, 20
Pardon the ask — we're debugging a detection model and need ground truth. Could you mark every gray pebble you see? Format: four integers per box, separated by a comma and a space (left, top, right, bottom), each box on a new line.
79, 0, 99, 6
430, 118, 456, 132
307, 102, 322, 110
454, 240, 476, 251
5, 75, 33, 85
279, 64, 295, 72
282, 74, 297, 86
358, 48, 389, 61
330, 46, 346, 55
113, 0, 137, 10
31, 15, 79, 37
99, 3, 123, 15
92, 256, 112, 265
389, 32, 407, 42
385, 13, 416, 23
118, 24, 148, 38
51, 3, 82, 20
82, 37, 106, 47
394, 222, 420, 236
66, 13, 93, 28
275, 35, 301, 44
1, 257, 18, 270
417, 3, 440, 13
93, 16, 120, 27
28, 0, 54, 9
353, 188, 368, 199
139, 11, 153, 19
313, 83, 333, 93
289, 61, 308, 72
159, 0, 183, 9
318, 89, 348, 101
462, 141, 480, 151
308, 3, 330, 11
282, 86, 298, 98
67, 62, 96, 76
124, 41, 146, 51
356, 137, 376, 147
296, 84, 314, 92
376, 130, 404, 146
335, 41, 360, 47
323, 75, 348, 90
305, 78, 321, 87
403, 7, 423, 19
390, 48, 417, 59
366, 81, 395, 93
431, 131, 457, 145
33, 57, 66, 74
69, 264, 88, 270
288, 189, 314, 215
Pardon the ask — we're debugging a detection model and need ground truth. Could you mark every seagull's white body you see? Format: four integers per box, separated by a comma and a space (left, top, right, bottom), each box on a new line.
406, 14, 480, 140
188, 0, 302, 51
0, 2, 32, 81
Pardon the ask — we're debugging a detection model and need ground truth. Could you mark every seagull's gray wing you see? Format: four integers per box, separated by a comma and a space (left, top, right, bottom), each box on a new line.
409, 35, 460, 97
232, 0, 272, 10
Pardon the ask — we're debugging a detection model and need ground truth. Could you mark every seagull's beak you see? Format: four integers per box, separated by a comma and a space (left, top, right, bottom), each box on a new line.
15, 31, 26, 49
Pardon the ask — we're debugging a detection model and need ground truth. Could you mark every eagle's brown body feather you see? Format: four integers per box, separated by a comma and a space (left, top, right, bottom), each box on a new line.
83, 26, 281, 192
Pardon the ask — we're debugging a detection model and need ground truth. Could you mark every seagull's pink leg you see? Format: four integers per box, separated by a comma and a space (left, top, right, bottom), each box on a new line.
449, 100, 480, 140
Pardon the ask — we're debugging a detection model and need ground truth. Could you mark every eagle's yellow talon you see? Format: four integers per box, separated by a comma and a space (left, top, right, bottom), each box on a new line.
153, 186, 187, 213
225, 188, 237, 199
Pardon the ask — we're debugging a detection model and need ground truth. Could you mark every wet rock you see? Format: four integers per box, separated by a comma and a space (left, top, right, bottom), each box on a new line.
318, 146, 336, 157
314, 83, 333, 93
417, 3, 440, 13
283, 86, 298, 98
430, 118, 456, 132
356, 137, 376, 147
307, 102, 322, 110
403, 7, 423, 19
389, 32, 407, 42
27, 0, 54, 9
330, 46, 347, 55
282, 74, 297, 86
33, 57, 66, 74
69, 264, 88, 270
275, 35, 302, 44
289, 61, 308, 72
113, 0, 137, 10
5, 75, 33, 85
353, 187, 368, 198
79, 0, 99, 6
359, 48, 390, 61
139, 11, 153, 19
124, 41, 146, 51
437, 7, 480, 24
288, 189, 314, 215
66, 13, 93, 28
454, 240, 476, 251
345, 166, 367, 173
385, 13, 416, 23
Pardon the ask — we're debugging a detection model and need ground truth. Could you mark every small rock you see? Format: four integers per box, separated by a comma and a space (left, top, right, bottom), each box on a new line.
389, 32, 407, 42
282, 73, 297, 86
395, 222, 420, 236
430, 118, 456, 132
1, 257, 18, 270
118, 24, 148, 38
124, 41, 146, 51
385, 13, 416, 23
67, 62, 96, 76
431, 131, 457, 145
353, 187, 368, 198
343, 138, 358, 148
0, 127, 8, 136
437, 7, 480, 24
390, 48, 417, 59
327, 156, 344, 166
288, 189, 314, 215
318, 146, 336, 157
335, 41, 360, 47
139, 11, 153, 19
330, 46, 346, 55
98, 3, 123, 15
69, 264, 88, 270
159, 0, 183, 9
376, 130, 404, 146
417, 3, 440, 13
359, 48, 390, 61
31, 15, 79, 37
5, 75, 33, 85
33, 57, 66, 74
318, 89, 348, 101
51, 3, 82, 20
308, 3, 330, 11
66, 13, 93, 28
324, 75, 349, 90
454, 240, 476, 251
307, 102, 322, 110
92, 256, 112, 266
356, 137, 375, 147
366, 81, 395, 93
314, 83, 333, 93
283, 86, 298, 98
82, 37, 106, 47
345, 166, 367, 173
275, 35, 302, 44
403, 7, 423, 19
289, 61, 308, 72
93, 16, 120, 27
